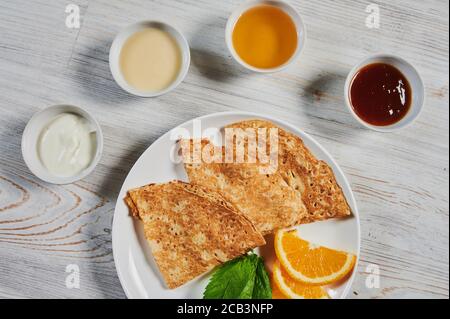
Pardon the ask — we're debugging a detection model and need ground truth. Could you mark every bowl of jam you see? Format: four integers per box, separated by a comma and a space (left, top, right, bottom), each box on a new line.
345, 54, 424, 132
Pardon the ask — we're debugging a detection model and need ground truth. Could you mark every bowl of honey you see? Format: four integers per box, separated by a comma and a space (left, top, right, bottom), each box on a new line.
225, 0, 306, 73
345, 54, 425, 132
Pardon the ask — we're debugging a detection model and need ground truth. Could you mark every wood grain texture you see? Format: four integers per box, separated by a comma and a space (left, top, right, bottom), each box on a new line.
0, 0, 448, 299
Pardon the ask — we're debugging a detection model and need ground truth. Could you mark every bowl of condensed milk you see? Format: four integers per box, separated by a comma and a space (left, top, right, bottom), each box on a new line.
109, 21, 190, 97
22, 105, 103, 184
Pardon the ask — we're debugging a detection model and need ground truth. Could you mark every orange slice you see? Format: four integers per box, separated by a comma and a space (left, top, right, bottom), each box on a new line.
271, 278, 287, 299
272, 261, 329, 299
274, 229, 356, 285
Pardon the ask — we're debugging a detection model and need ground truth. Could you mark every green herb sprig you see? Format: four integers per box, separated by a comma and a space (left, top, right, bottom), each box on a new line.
203, 253, 272, 299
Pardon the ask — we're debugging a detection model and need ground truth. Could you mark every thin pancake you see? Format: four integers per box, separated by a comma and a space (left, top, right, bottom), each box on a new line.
226, 120, 351, 223
181, 139, 309, 235
181, 120, 351, 234
125, 181, 265, 289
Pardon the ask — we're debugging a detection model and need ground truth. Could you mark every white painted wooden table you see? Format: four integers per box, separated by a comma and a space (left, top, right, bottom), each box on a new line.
0, 0, 448, 299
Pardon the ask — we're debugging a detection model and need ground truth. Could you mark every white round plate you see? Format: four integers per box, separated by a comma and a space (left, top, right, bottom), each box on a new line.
112, 111, 360, 299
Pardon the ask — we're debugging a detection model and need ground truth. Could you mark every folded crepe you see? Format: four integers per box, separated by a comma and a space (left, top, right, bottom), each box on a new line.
181, 119, 351, 235
125, 181, 265, 289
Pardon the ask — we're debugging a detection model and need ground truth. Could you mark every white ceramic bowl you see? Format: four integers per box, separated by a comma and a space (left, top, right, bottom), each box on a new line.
21, 104, 103, 184
344, 54, 425, 132
225, 0, 307, 73
109, 21, 191, 97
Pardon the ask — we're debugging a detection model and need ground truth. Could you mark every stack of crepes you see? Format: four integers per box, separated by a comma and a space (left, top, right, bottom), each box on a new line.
125, 120, 351, 289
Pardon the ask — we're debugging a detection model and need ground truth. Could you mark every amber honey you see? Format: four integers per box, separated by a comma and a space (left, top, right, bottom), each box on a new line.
232, 5, 298, 69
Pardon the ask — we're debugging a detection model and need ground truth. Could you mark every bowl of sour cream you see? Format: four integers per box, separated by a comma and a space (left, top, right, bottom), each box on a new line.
22, 104, 103, 184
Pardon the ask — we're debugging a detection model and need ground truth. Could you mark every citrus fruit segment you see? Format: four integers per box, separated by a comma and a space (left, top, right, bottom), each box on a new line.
274, 229, 356, 285
271, 276, 288, 299
272, 261, 329, 299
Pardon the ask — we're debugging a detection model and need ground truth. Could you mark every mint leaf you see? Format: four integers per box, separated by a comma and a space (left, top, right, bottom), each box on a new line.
203, 254, 257, 299
234, 254, 258, 298
253, 257, 272, 299
203, 253, 272, 299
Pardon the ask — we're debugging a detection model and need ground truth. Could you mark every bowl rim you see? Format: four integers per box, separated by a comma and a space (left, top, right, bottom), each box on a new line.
344, 53, 425, 132
109, 20, 191, 97
225, 0, 307, 73
21, 104, 104, 184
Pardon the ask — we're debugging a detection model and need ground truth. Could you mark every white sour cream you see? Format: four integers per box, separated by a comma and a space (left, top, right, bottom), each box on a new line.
38, 113, 96, 177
